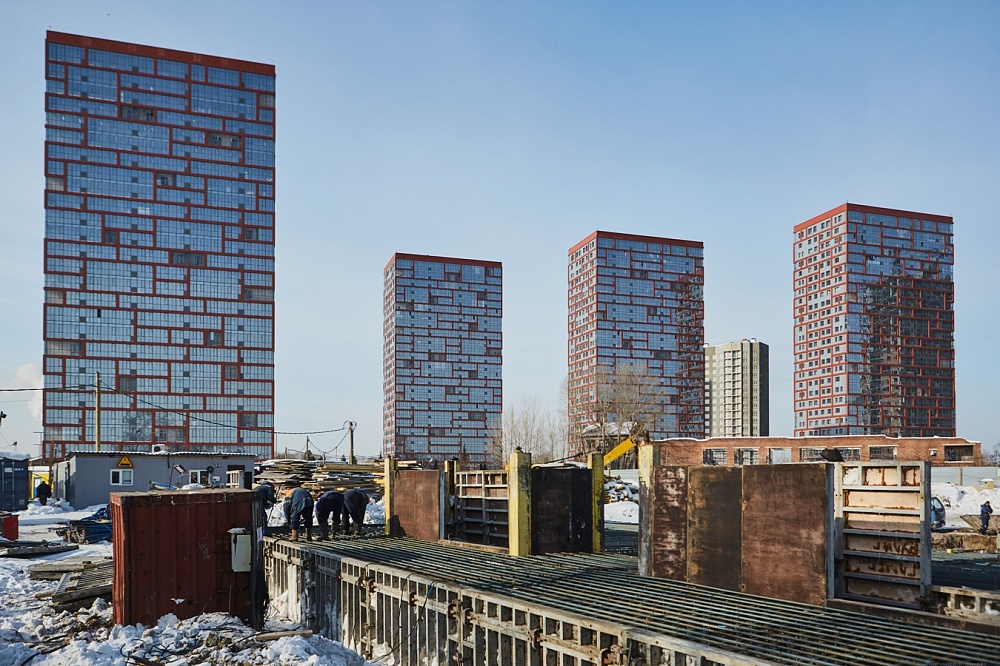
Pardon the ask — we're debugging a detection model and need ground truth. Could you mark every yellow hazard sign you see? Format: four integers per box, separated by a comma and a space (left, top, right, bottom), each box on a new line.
117, 455, 133, 469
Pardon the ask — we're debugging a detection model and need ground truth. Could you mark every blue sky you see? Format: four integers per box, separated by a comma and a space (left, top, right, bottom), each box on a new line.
1, 2, 998, 458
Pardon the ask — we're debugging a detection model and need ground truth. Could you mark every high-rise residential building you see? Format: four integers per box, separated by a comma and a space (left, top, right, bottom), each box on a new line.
383, 254, 502, 464
42, 32, 276, 461
567, 231, 705, 452
793, 203, 955, 437
704, 339, 769, 437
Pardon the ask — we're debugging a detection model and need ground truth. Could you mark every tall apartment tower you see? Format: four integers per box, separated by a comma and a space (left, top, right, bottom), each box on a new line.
42, 33, 276, 461
793, 203, 955, 437
383, 254, 502, 465
704, 339, 769, 437
567, 231, 705, 452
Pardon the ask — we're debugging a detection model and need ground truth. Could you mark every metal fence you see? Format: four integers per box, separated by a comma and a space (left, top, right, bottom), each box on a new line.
264, 536, 999, 666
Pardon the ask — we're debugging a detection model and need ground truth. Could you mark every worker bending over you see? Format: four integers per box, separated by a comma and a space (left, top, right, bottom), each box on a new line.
341, 489, 369, 536
315, 490, 344, 540
283, 485, 314, 542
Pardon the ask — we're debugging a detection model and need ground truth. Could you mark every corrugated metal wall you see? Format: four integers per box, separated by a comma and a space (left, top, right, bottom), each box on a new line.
111, 489, 264, 628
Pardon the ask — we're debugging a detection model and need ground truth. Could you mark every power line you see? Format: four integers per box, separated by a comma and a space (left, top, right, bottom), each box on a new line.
4, 383, 350, 436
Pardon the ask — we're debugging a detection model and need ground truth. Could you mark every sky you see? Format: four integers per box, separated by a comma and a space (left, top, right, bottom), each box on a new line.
1, 2, 999, 459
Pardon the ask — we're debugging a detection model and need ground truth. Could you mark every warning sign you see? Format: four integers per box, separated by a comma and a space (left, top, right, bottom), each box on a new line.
117, 455, 133, 469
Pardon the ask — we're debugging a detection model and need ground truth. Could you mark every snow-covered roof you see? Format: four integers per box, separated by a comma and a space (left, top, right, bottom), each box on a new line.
0, 451, 30, 461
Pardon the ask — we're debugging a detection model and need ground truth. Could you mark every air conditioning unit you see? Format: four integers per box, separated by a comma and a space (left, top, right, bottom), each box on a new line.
151, 443, 167, 454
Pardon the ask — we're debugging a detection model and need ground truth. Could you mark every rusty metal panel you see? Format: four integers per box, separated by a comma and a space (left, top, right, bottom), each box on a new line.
389, 470, 442, 541
640, 465, 688, 579
687, 466, 741, 591
741, 464, 830, 605
530, 467, 592, 553
111, 489, 255, 627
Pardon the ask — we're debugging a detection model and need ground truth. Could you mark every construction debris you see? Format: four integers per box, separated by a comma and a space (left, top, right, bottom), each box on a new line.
29, 555, 114, 581
0, 540, 79, 558
49, 559, 113, 612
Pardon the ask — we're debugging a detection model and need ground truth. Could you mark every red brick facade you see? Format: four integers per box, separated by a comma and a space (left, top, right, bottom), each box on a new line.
657, 435, 980, 467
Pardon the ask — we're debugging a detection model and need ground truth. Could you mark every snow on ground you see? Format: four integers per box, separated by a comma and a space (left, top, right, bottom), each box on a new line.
931, 482, 1000, 528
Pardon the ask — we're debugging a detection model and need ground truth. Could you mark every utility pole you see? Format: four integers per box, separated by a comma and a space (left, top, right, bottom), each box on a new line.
349, 421, 356, 465
305, 435, 310, 460
94, 371, 101, 452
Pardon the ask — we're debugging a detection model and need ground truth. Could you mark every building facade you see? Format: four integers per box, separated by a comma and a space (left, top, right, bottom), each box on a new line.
383, 254, 502, 464
659, 435, 979, 467
568, 231, 705, 453
51, 451, 257, 510
42, 32, 276, 461
793, 204, 955, 437
704, 338, 769, 437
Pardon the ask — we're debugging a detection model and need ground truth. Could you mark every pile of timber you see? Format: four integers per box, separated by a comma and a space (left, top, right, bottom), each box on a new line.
305, 463, 383, 494
256, 459, 315, 489
259, 458, 425, 498
0, 540, 79, 558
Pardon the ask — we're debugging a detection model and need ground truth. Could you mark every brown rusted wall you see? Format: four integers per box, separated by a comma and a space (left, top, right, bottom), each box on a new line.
531, 467, 593, 553
390, 469, 441, 541
660, 435, 980, 466
112, 489, 253, 627
640, 466, 688, 579
741, 464, 829, 604
687, 467, 742, 590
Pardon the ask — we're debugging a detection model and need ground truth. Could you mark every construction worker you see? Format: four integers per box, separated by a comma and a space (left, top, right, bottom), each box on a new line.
283, 485, 314, 542
315, 490, 344, 540
981, 501, 993, 535
341, 489, 369, 536
254, 480, 276, 510
35, 480, 52, 506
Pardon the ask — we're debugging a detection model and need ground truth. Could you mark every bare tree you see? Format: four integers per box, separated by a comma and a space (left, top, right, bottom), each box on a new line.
488, 396, 568, 467
579, 362, 662, 462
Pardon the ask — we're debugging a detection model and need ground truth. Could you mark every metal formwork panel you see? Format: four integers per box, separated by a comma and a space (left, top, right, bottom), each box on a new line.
455, 470, 509, 547
530, 467, 592, 554
688, 466, 742, 591
640, 465, 688, 579
833, 462, 931, 609
741, 464, 831, 605
391, 469, 443, 541
265, 536, 1000, 666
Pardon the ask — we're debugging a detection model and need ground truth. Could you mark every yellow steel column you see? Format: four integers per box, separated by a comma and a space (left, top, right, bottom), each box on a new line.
383, 457, 398, 535
508, 450, 532, 556
588, 452, 605, 554
637, 441, 661, 576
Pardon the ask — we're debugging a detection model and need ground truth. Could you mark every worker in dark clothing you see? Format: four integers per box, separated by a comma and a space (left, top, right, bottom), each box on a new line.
341, 489, 369, 536
981, 501, 993, 534
283, 486, 314, 542
315, 490, 345, 540
254, 480, 276, 510
35, 480, 52, 506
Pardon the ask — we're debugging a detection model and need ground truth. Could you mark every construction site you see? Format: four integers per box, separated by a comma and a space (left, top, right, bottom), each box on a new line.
6, 444, 990, 666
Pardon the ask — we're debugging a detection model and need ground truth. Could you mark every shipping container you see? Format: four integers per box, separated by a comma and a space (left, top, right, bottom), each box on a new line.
111, 489, 266, 629
0, 453, 30, 512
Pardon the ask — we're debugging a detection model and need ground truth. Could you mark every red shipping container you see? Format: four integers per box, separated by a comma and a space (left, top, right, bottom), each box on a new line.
111, 489, 256, 627
1, 514, 18, 540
